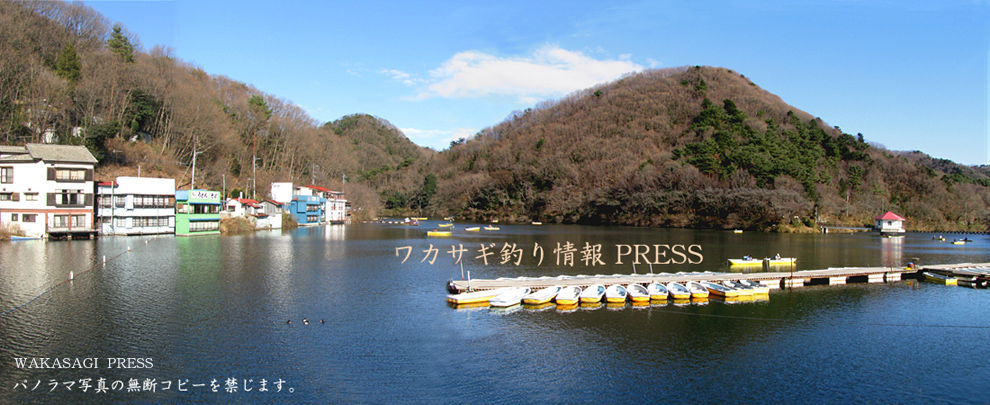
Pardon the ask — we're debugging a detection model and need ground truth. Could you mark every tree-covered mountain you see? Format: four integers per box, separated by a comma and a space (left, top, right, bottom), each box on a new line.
431, 66, 990, 231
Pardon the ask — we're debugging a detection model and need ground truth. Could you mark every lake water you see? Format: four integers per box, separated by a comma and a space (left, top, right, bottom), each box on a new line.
2, 222, 989, 403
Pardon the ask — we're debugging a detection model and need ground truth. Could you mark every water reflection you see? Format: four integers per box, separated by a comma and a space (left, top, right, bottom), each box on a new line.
880, 236, 903, 267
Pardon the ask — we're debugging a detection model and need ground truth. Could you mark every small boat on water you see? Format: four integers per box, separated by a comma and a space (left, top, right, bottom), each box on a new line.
923, 272, 958, 286
722, 280, 754, 296
10, 235, 42, 241
446, 287, 516, 305
700, 281, 739, 298
555, 286, 583, 305
932, 235, 945, 241
733, 229, 743, 233
439, 223, 454, 228
489, 287, 531, 307
666, 282, 691, 300
728, 256, 763, 266
427, 230, 452, 237
465, 227, 480, 231
483, 225, 500, 231
522, 286, 562, 305
952, 238, 971, 245
580, 284, 606, 303
765, 257, 797, 266
531, 222, 542, 225
646, 282, 669, 300
626, 283, 650, 302
685, 281, 710, 299
604, 284, 628, 303
737, 279, 771, 295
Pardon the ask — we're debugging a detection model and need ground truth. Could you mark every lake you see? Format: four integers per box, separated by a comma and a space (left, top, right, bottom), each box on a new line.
2, 221, 989, 403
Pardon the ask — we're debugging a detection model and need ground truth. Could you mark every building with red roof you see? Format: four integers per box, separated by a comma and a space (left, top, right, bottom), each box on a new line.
874, 211, 905, 236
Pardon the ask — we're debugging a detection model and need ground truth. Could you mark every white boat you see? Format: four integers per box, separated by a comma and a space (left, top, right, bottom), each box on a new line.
554, 286, 583, 305
579, 284, 606, 303
666, 282, 691, 300
737, 279, 770, 294
604, 284, 628, 303
646, 282, 669, 300
522, 286, 562, 305
685, 281, 710, 298
446, 287, 516, 305
483, 225, 500, 231
722, 280, 754, 296
465, 226, 480, 231
626, 283, 650, 302
489, 287, 531, 307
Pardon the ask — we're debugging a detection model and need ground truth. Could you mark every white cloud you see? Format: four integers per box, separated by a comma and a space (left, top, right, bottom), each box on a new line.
381, 68, 422, 86
646, 58, 661, 68
417, 45, 644, 102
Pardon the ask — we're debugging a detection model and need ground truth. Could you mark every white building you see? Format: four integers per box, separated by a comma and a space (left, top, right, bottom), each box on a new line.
0, 144, 98, 239
874, 211, 906, 236
225, 197, 261, 218
301, 185, 347, 224
96, 177, 175, 236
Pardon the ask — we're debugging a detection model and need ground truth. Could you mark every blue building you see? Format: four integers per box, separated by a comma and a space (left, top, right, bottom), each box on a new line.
286, 194, 324, 226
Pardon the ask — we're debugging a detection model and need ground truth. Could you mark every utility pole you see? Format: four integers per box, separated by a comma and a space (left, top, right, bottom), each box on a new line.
191, 140, 197, 190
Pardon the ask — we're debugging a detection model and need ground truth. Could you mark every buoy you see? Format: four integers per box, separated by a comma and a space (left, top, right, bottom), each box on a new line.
69, 271, 74, 280
103, 255, 106, 264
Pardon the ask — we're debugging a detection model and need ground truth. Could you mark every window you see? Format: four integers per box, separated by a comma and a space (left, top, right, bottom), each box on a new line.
55, 169, 86, 181
22, 214, 36, 223
193, 204, 220, 214
24, 193, 37, 201
0, 193, 12, 201
70, 215, 86, 228
53, 215, 68, 228
0, 167, 11, 183
98, 195, 112, 208
188, 221, 219, 232
10, 213, 18, 221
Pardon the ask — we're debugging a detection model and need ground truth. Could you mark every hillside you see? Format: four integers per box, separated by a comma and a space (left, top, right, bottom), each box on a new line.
431, 66, 990, 231
0, 1, 434, 220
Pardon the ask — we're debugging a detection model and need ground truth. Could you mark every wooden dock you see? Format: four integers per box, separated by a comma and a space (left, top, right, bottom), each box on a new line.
447, 266, 917, 293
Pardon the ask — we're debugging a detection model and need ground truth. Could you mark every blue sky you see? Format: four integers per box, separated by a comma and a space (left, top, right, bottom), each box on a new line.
86, 1, 988, 165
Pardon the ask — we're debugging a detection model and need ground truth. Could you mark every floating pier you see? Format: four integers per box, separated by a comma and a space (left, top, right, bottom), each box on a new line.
446, 263, 990, 293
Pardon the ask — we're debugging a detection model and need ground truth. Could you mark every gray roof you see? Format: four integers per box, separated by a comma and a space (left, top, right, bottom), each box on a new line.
0, 145, 27, 154
25, 143, 98, 164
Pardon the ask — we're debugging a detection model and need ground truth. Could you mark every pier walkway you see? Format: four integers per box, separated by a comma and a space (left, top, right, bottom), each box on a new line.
447, 266, 920, 293
447, 263, 990, 293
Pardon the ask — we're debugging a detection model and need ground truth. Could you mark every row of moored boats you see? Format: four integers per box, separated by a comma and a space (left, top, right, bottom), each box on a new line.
447, 280, 772, 307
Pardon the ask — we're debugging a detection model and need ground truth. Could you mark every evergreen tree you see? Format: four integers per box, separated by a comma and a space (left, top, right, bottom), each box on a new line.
55, 42, 82, 84
107, 24, 135, 63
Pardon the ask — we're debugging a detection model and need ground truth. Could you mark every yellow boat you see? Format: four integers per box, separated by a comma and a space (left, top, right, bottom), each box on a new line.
427, 230, 452, 237
554, 286, 583, 306
413, 217, 428, 220
666, 282, 691, 300
579, 284, 606, 303
439, 223, 453, 228
604, 284, 628, 303
626, 283, 650, 303
700, 281, 739, 298
483, 225, 499, 231
522, 286, 562, 305
465, 227, 480, 231
685, 281, 710, 299
924, 272, 958, 286
446, 287, 516, 305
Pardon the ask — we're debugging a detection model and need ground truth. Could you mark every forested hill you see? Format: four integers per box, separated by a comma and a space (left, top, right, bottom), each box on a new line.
0, 1, 434, 219
431, 66, 990, 231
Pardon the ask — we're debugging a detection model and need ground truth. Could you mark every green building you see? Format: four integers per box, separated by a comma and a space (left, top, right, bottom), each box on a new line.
175, 189, 221, 236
